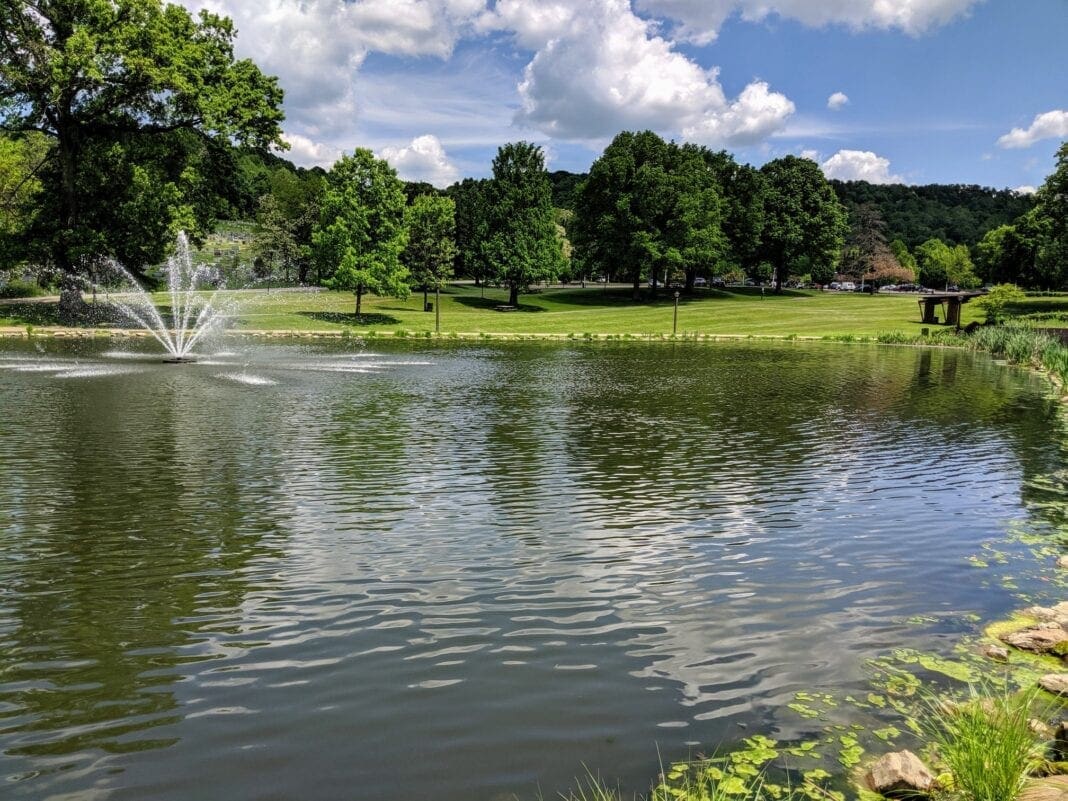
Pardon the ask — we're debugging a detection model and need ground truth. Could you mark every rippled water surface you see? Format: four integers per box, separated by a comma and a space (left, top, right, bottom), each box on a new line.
0, 338, 1065, 800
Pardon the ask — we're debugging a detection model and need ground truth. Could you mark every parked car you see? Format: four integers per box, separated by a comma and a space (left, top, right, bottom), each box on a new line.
711, 277, 726, 288
694, 277, 708, 287
840, 281, 857, 292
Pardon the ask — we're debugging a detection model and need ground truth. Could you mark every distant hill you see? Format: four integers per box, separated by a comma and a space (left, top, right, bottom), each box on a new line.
829, 180, 1035, 249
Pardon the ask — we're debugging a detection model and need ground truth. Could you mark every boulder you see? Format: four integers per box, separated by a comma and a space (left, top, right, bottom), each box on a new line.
978, 643, 1010, 662
1025, 607, 1060, 622
1002, 626, 1068, 654
1020, 776, 1068, 801
865, 750, 936, 797
1039, 674, 1068, 696
1057, 556, 1068, 570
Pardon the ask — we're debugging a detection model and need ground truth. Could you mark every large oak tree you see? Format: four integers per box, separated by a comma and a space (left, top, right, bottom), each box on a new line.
0, 0, 284, 309
758, 156, 847, 292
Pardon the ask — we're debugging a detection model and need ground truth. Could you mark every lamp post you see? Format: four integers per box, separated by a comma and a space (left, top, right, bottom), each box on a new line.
435, 285, 440, 333
673, 291, 680, 335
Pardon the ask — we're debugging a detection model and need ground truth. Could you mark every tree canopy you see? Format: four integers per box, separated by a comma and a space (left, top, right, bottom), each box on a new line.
758, 156, 847, 291
403, 193, 456, 308
0, 0, 285, 284
483, 142, 563, 306
312, 149, 409, 317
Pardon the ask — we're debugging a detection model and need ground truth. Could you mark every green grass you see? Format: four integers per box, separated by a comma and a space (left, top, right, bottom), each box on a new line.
0, 284, 1001, 338
923, 686, 1047, 801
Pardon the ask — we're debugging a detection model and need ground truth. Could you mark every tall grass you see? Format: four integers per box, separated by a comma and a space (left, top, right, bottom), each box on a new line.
923, 685, 1046, 801
966, 322, 1068, 389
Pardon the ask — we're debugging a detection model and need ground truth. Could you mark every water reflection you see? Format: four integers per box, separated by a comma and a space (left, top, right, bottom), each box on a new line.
0, 339, 1063, 801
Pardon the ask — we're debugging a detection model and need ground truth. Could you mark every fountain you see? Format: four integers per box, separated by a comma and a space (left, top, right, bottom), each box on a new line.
98, 233, 237, 362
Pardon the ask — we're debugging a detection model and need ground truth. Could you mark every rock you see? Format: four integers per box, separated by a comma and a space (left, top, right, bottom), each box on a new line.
1032, 718, 1056, 738
1002, 626, 1068, 653
1040, 674, 1068, 696
1053, 721, 1068, 760
1058, 556, 1068, 569
1020, 775, 1068, 801
865, 750, 936, 797
1026, 607, 1060, 622
1053, 602, 1068, 617
979, 643, 1010, 662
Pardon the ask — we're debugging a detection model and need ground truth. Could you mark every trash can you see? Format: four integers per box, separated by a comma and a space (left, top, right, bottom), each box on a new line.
425, 302, 433, 312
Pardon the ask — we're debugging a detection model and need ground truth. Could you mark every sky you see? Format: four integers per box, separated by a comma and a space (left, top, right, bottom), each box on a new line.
176, 0, 1068, 191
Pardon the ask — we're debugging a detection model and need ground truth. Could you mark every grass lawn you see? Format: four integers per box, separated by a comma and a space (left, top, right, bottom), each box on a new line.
4, 284, 1068, 338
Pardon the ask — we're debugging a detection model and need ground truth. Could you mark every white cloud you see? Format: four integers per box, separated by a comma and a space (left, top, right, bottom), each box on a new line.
482, 0, 793, 144
997, 110, 1068, 149
174, 0, 485, 118
279, 133, 344, 168
683, 80, 796, 146
379, 135, 460, 187
1014, 185, 1037, 195
827, 91, 849, 110
820, 150, 904, 184
800, 148, 822, 161
638, 0, 983, 42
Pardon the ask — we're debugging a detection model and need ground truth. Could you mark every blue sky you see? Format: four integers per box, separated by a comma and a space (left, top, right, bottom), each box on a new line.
180, 0, 1067, 191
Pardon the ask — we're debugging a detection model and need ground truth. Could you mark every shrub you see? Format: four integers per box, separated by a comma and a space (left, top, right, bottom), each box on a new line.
0, 278, 48, 299
975, 284, 1026, 324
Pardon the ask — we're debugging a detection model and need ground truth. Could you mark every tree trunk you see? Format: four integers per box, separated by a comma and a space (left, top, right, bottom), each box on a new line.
774, 263, 784, 293
58, 280, 88, 323
631, 272, 641, 301
508, 284, 518, 306
355, 286, 363, 318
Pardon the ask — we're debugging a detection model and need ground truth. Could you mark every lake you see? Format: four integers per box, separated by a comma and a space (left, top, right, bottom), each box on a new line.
0, 338, 1064, 799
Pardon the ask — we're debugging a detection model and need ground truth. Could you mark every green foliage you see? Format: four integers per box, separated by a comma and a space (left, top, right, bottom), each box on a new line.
1032, 142, 1068, 289
312, 149, 409, 316
759, 156, 847, 291
830, 180, 1035, 250
923, 685, 1046, 801
0, 278, 48, 299
889, 239, 917, 275
975, 284, 1027, 324
572, 132, 730, 295
447, 178, 491, 283
0, 0, 285, 274
483, 142, 564, 305
0, 133, 49, 263
915, 238, 981, 288
403, 194, 457, 292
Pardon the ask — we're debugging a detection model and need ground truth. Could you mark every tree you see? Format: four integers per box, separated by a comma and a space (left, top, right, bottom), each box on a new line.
312, 149, 409, 317
403, 194, 456, 312
915, 238, 980, 288
484, 142, 564, 306
448, 178, 491, 285
975, 224, 1038, 285
889, 239, 917, 278
840, 203, 892, 279
572, 131, 673, 299
253, 194, 299, 287
667, 146, 726, 291
863, 252, 914, 288
759, 156, 847, 292
699, 151, 766, 274
0, 132, 49, 265
0, 0, 285, 312
1033, 141, 1068, 289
